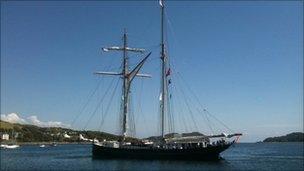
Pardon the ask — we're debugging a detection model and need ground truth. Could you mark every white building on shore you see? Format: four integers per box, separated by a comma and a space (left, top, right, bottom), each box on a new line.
1, 133, 9, 140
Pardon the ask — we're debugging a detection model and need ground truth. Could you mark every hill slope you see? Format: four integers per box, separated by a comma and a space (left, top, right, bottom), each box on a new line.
263, 132, 304, 142
0, 120, 121, 142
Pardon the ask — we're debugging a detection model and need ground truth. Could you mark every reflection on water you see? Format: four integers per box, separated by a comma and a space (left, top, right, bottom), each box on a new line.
1, 143, 303, 171
90, 158, 230, 171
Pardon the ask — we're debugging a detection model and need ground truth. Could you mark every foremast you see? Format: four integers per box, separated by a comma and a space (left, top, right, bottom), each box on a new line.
122, 30, 130, 140
95, 29, 151, 142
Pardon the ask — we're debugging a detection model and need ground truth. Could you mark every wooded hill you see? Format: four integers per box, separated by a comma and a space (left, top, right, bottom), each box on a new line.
1, 120, 209, 143
0, 120, 125, 142
263, 132, 304, 142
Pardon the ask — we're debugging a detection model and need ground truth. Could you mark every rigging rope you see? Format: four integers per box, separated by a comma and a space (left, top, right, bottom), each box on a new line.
174, 75, 199, 131
134, 78, 147, 135
166, 9, 235, 134
82, 77, 116, 130
171, 81, 189, 133
70, 77, 103, 128
98, 78, 121, 131
72, 46, 119, 129
174, 73, 215, 134
177, 72, 234, 133
200, 109, 215, 135
204, 109, 234, 133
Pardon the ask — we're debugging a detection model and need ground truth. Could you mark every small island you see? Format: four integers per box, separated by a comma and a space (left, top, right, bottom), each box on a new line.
263, 132, 304, 142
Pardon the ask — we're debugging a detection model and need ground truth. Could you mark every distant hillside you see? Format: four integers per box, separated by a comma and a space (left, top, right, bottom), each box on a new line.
0, 120, 136, 143
263, 132, 304, 142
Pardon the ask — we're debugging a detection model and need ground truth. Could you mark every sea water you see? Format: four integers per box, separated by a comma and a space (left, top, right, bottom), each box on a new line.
1, 142, 303, 171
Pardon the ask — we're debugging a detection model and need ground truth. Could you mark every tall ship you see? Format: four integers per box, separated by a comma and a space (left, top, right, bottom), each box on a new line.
92, 0, 242, 160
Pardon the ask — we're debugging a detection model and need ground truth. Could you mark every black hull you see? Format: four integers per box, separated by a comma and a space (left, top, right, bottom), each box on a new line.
92, 143, 233, 160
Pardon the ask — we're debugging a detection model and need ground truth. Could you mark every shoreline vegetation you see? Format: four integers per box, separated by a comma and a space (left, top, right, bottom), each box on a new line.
13, 141, 92, 145
1, 120, 303, 144
0, 120, 207, 144
0, 120, 137, 144
263, 132, 303, 142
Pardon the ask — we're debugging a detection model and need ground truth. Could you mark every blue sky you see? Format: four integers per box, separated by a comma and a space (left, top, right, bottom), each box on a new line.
1, 1, 303, 142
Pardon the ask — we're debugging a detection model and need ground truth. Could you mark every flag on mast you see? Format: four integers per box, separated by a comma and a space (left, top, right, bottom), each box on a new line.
159, 0, 163, 7
166, 68, 171, 77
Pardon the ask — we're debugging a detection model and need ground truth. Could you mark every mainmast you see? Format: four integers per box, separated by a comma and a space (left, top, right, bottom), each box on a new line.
160, 0, 166, 139
95, 30, 151, 141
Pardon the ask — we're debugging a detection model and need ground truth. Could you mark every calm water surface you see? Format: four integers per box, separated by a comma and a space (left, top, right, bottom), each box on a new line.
1, 143, 303, 171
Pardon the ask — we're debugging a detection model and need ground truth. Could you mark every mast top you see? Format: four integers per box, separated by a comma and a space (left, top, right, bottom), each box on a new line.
159, 0, 164, 8
124, 28, 127, 34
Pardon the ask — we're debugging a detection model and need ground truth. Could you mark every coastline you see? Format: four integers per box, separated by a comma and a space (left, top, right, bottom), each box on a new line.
2, 141, 303, 146
1, 141, 92, 145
